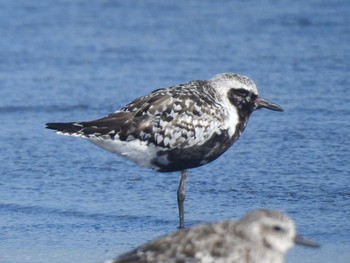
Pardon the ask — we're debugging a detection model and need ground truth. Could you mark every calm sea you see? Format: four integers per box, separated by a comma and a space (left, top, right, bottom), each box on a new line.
0, 0, 349, 262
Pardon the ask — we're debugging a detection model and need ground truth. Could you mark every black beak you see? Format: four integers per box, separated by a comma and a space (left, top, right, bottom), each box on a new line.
256, 97, 283, 111
294, 235, 320, 248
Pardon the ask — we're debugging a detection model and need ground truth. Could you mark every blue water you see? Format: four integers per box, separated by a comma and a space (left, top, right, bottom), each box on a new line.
1, 0, 349, 262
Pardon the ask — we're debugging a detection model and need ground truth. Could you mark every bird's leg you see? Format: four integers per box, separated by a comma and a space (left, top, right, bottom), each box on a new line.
177, 170, 188, 229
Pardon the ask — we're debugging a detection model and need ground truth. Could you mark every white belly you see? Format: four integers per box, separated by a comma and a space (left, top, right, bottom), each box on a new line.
87, 136, 161, 170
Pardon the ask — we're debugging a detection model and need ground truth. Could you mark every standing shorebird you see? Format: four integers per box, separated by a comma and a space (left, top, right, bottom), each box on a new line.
107, 209, 319, 263
46, 73, 283, 228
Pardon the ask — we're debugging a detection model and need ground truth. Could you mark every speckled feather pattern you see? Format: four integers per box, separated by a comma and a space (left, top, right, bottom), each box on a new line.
46, 73, 277, 172
117, 80, 225, 149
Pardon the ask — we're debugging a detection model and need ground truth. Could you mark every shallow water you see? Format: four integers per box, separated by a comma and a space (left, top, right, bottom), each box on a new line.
1, 0, 349, 262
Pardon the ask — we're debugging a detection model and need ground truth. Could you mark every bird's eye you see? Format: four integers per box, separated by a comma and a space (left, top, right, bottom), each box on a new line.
249, 91, 257, 101
233, 88, 249, 97
272, 225, 284, 232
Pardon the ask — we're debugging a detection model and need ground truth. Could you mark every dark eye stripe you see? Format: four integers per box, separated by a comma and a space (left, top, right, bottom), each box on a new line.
232, 88, 250, 97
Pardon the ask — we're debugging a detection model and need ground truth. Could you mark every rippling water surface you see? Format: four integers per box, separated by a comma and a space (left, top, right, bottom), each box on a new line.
1, 1, 349, 262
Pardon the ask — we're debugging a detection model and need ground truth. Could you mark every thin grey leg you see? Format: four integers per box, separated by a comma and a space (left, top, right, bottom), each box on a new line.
177, 170, 188, 229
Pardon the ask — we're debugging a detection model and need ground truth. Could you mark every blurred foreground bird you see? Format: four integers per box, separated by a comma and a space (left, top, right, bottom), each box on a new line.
46, 73, 283, 228
107, 209, 319, 263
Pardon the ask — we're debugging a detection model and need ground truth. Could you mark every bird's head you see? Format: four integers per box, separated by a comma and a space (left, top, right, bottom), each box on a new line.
236, 209, 319, 255
210, 73, 283, 116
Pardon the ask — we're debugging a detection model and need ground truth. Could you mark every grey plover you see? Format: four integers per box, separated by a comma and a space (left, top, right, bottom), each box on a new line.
107, 209, 319, 263
46, 73, 283, 228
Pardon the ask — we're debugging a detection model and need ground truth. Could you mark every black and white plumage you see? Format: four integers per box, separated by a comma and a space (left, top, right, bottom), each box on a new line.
106, 209, 319, 263
46, 73, 283, 228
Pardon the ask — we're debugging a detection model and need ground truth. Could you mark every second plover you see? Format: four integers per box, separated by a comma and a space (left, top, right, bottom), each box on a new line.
108, 209, 319, 263
46, 73, 283, 228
